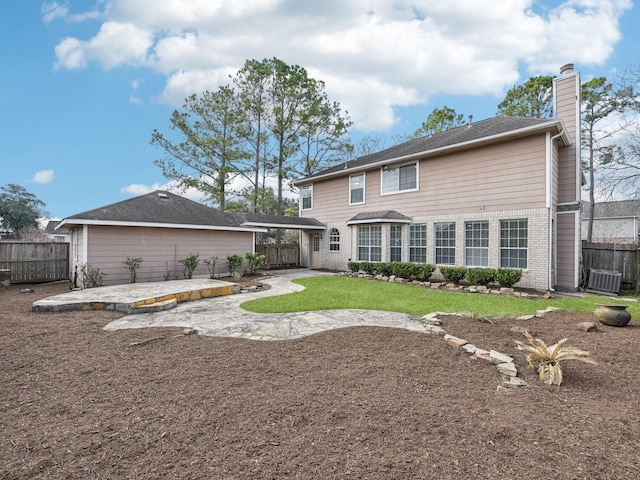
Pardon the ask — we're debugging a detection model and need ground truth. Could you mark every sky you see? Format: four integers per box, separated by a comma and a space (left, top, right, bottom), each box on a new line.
1, 0, 638, 221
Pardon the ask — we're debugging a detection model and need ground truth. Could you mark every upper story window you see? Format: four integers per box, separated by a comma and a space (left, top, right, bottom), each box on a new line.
381, 162, 418, 195
350, 173, 365, 205
300, 184, 312, 210
328, 228, 340, 251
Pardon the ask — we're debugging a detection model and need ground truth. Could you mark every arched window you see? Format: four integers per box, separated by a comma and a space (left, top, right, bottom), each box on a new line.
328, 228, 340, 251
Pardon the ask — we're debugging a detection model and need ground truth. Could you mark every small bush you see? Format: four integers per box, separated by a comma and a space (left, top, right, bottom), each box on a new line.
440, 266, 467, 284
123, 256, 143, 283
347, 261, 360, 272
465, 268, 496, 286
227, 254, 244, 275
203, 256, 218, 279
179, 252, 200, 279
245, 252, 266, 274
495, 268, 523, 288
412, 263, 436, 281
356, 262, 376, 275
79, 263, 106, 288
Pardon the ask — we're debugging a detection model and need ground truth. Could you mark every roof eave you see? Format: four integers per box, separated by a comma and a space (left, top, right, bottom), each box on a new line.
58, 218, 267, 233
241, 221, 326, 230
346, 218, 413, 225
294, 120, 564, 185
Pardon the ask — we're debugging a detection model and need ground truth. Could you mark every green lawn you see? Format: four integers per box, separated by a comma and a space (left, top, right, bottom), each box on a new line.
241, 276, 640, 319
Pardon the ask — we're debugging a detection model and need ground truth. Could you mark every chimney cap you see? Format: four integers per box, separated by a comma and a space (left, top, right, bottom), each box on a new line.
560, 63, 574, 75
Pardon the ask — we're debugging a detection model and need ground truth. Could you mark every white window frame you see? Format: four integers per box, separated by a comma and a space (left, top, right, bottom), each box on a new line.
465, 221, 489, 267
328, 228, 340, 252
409, 224, 427, 263
300, 184, 312, 211
389, 224, 403, 262
435, 222, 456, 265
349, 173, 365, 205
500, 219, 528, 269
381, 162, 418, 195
357, 225, 382, 262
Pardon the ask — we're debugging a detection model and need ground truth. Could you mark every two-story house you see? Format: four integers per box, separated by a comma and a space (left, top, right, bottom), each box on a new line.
294, 64, 582, 291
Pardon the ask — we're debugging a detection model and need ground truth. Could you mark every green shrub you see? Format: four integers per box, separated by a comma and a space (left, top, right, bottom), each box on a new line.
495, 268, 523, 288
356, 262, 376, 274
465, 268, 496, 286
123, 256, 143, 283
227, 254, 244, 275
413, 263, 436, 281
245, 252, 266, 274
347, 261, 435, 280
178, 252, 200, 279
440, 266, 467, 284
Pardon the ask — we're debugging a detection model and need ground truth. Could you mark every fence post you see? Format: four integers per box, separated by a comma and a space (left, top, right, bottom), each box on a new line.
636, 246, 640, 295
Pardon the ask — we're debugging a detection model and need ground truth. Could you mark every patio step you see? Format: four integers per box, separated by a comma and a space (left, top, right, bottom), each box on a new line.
129, 297, 178, 314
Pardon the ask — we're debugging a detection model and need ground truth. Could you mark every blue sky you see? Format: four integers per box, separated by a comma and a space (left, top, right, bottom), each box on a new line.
1, 0, 638, 220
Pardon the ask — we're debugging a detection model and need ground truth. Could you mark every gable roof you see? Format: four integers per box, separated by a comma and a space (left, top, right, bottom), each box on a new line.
58, 191, 325, 232
44, 220, 69, 235
294, 116, 567, 185
582, 200, 640, 219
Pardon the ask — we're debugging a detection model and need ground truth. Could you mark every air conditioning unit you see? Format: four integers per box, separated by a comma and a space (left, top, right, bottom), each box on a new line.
586, 269, 622, 296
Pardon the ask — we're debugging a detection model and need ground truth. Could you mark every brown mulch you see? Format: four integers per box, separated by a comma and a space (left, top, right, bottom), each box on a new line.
1, 281, 639, 479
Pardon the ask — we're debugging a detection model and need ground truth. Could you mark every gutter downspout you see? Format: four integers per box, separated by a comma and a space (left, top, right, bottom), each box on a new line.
547, 130, 565, 291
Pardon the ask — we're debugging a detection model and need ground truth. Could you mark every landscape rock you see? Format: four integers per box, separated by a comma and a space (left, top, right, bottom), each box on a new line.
577, 322, 598, 332
504, 377, 528, 387
497, 362, 518, 377
444, 334, 467, 349
461, 344, 476, 354
489, 350, 514, 364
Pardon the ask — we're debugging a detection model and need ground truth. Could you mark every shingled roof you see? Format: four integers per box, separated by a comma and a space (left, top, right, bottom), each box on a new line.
59, 191, 325, 231
295, 116, 565, 184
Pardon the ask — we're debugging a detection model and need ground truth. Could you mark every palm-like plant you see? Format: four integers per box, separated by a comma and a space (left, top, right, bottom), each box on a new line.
514, 332, 597, 386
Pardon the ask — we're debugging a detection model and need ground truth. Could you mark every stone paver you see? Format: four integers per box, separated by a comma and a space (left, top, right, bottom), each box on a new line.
104, 270, 431, 340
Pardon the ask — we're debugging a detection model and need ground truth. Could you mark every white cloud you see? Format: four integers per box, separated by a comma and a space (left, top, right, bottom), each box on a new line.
32, 170, 55, 184
56, 21, 153, 70
42, 1, 102, 24
52, 0, 633, 130
42, 2, 68, 23
120, 182, 209, 204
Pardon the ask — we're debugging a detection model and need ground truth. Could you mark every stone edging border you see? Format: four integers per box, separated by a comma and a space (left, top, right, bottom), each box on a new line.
419, 305, 562, 388
340, 271, 546, 298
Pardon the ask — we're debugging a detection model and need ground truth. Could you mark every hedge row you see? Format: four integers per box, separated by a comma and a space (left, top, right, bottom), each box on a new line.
349, 262, 523, 288
441, 266, 523, 288
347, 261, 436, 281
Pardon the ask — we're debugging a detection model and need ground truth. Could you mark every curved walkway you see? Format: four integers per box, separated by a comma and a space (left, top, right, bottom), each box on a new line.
104, 269, 432, 340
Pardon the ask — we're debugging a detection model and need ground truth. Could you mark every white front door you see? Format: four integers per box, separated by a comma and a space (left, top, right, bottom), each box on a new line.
311, 234, 321, 267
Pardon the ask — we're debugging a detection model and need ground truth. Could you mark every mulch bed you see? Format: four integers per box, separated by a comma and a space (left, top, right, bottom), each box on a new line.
1, 281, 639, 479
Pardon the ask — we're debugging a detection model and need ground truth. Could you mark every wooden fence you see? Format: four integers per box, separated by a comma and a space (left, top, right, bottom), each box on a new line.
581, 241, 639, 292
0, 242, 69, 284
256, 244, 300, 268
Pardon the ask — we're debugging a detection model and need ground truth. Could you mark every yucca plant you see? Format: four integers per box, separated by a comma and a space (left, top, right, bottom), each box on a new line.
514, 332, 597, 386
